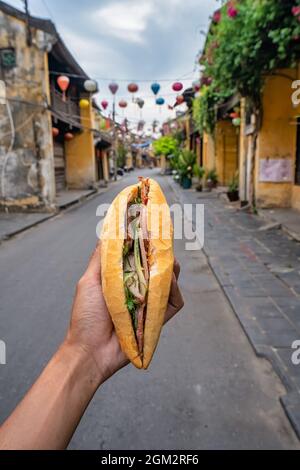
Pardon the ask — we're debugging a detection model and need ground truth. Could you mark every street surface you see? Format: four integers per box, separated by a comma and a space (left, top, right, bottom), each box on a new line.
0, 170, 299, 449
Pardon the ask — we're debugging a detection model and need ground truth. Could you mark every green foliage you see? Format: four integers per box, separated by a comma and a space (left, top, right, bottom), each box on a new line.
206, 168, 218, 184
193, 164, 206, 180
228, 172, 239, 192
194, 0, 300, 134
153, 136, 179, 157
117, 141, 127, 167
177, 150, 196, 178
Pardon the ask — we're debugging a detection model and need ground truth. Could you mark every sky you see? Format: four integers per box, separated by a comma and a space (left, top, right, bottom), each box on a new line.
5, 0, 219, 133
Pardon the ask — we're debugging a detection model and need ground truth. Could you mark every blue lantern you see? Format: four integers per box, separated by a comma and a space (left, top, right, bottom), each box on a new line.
151, 82, 160, 95
156, 97, 165, 106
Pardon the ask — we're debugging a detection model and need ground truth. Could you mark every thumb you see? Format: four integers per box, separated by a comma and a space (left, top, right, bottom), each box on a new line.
85, 240, 102, 281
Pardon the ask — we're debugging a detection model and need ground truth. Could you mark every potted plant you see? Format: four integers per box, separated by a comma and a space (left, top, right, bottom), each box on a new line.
206, 168, 218, 190
227, 173, 239, 202
193, 164, 206, 191
177, 150, 196, 189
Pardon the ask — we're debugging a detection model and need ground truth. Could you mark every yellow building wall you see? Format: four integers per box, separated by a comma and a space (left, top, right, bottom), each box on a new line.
255, 69, 299, 208
202, 132, 215, 171
215, 120, 239, 186
65, 101, 96, 188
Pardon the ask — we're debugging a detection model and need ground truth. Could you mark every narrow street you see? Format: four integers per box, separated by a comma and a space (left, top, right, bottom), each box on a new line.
0, 170, 299, 450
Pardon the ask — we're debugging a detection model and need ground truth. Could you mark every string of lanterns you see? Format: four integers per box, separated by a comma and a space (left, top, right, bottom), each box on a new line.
53, 73, 201, 138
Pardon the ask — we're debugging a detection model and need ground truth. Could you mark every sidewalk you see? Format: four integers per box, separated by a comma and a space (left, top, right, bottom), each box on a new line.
260, 208, 300, 242
168, 177, 300, 439
0, 188, 100, 242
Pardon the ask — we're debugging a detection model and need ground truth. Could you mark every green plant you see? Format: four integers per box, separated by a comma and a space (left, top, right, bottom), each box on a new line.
206, 168, 218, 184
153, 136, 178, 157
193, 164, 206, 180
194, 0, 300, 134
228, 174, 239, 192
177, 150, 196, 179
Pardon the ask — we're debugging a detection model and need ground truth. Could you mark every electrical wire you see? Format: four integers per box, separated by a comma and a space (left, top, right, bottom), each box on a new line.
48, 70, 198, 83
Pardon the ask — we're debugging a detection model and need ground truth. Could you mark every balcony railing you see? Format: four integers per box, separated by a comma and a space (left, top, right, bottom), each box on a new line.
50, 88, 81, 127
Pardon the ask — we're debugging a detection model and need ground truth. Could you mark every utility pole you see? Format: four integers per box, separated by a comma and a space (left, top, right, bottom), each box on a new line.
23, 0, 32, 46
112, 97, 117, 182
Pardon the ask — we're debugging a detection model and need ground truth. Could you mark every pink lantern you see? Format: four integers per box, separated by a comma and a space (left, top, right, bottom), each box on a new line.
119, 100, 127, 108
101, 100, 108, 110
52, 127, 59, 138
57, 75, 70, 102
172, 82, 183, 92
193, 81, 201, 92
109, 82, 119, 95
64, 132, 74, 141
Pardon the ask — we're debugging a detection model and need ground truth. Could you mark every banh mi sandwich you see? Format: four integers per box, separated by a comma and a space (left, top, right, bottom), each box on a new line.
101, 177, 174, 369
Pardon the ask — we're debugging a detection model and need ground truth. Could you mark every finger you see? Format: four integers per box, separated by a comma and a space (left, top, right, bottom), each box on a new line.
85, 240, 102, 280
164, 274, 184, 323
173, 258, 180, 281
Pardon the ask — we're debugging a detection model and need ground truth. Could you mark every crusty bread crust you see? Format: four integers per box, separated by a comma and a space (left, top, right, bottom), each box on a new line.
101, 179, 174, 369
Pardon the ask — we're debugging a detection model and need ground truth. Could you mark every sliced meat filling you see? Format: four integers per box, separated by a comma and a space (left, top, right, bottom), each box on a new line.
123, 178, 150, 355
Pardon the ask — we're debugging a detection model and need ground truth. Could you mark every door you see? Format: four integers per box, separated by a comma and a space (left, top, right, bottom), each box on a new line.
54, 141, 66, 192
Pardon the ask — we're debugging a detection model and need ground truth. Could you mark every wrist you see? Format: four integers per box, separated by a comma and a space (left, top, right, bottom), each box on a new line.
58, 340, 104, 392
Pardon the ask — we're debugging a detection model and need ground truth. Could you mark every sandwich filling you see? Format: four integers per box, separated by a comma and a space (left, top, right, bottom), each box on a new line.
123, 177, 150, 355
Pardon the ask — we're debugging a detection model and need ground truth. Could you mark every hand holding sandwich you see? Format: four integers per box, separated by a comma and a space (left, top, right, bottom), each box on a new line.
0, 242, 183, 450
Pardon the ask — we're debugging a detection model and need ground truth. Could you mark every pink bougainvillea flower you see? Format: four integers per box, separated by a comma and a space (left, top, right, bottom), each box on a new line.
213, 9, 221, 23
292, 6, 300, 16
228, 6, 238, 18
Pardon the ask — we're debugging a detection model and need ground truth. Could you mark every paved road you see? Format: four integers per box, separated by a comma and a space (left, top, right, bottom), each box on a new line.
0, 170, 299, 449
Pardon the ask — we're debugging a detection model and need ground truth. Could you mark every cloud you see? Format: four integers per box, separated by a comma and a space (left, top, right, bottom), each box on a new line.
94, 1, 154, 44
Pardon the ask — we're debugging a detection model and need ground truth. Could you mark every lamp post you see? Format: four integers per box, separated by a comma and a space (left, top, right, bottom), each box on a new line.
109, 82, 119, 182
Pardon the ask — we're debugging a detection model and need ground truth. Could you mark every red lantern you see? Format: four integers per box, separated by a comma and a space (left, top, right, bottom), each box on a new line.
101, 100, 108, 110
172, 82, 183, 92
57, 75, 70, 102
193, 81, 201, 92
64, 132, 74, 141
176, 95, 185, 105
119, 100, 127, 108
52, 127, 59, 137
128, 83, 138, 94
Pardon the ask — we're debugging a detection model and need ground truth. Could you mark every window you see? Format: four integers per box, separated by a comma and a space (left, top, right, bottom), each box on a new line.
0, 48, 16, 69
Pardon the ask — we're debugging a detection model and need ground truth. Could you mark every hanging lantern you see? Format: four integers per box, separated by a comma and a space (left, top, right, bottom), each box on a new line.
136, 98, 144, 109
172, 82, 183, 92
57, 75, 70, 102
101, 100, 108, 110
156, 97, 165, 106
105, 119, 111, 129
52, 127, 59, 137
64, 132, 74, 141
119, 99, 128, 108
109, 82, 119, 95
193, 81, 201, 92
84, 80, 98, 93
128, 83, 138, 93
151, 82, 160, 95
232, 117, 241, 127
79, 98, 89, 109
176, 95, 185, 105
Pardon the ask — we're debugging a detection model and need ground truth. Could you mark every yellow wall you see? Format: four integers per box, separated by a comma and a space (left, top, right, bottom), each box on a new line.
65, 101, 96, 188
202, 132, 215, 171
255, 69, 298, 208
215, 120, 239, 186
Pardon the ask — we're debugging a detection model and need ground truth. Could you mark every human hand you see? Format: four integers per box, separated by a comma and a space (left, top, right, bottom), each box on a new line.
65, 242, 184, 385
